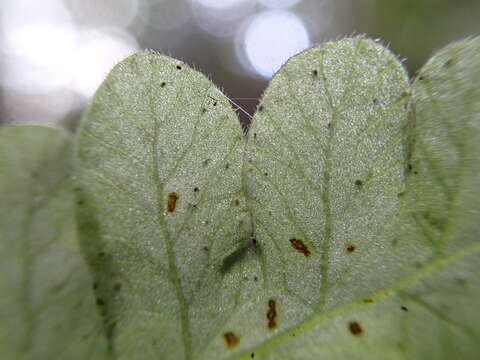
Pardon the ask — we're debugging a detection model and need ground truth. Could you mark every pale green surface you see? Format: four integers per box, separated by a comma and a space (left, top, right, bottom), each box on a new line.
75, 37, 480, 360
75, 52, 250, 360
0, 126, 107, 360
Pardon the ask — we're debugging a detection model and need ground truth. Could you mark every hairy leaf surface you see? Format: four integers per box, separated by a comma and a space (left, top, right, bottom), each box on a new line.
75, 37, 480, 360
75, 52, 251, 360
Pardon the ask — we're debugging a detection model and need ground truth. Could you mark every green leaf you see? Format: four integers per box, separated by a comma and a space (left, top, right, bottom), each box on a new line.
74, 52, 250, 359
241, 37, 480, 359
75, 37, 480, 360
0, 126, 107, 359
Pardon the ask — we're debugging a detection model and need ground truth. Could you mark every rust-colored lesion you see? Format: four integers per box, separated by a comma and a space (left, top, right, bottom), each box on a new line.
346, 243, 356, 253
348, 321, 363, 336
224, 331, 240, 348
166, 192, 178, 213
267, 299, 277, 329
289, 238, 310, 257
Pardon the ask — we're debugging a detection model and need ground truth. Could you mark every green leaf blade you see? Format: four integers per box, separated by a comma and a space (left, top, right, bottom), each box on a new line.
0, 125, 106, 360
246, 37, 413, 311
75, 52, 251, 359
239, 36, 480, 360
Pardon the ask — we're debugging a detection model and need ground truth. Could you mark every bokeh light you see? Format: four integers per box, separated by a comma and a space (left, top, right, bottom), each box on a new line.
257, 0, 303, 8
72, 29, 139, 98
191, 0, 255, 38
239, 10, 310, 78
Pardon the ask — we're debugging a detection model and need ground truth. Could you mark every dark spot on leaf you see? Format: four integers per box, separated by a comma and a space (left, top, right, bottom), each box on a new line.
96, 298, 105, 306
160, 82, 166, 88
98, 252, 105, 257
176, 65, 182, 70
327, 122, 331, 129
213, 101, 217, 106
251, 237, 257, 246
312, 69, 318, 76
77, 199, 85, 205
407, 164, 412, 170
234, 199, 240, 206
114, 283, 122, 292
444, 58, 456, 67
363, 299, 373, 304
203, 158, 211, 166
194, 187, 199, 192
349, 321, 362, 335
201, 108, 207, 114
264, 172, 268, 176
258, 105, 264, 112
397, 192, 404, 198
392, 238, 398, 247
253, 133, 257, 139
419, 76, 424, 80
372, 98, 378, 105
456, 278, 466, 286
251, 353, 255, 358
73, 187, 82, 192
225, 163, 230, 170
267, 299, 277, 329
93, 282, 98, 290
414, 171, 418, 175
346, 243, 356, 253
254, 276, 258, 281
224, 332, 239, 348
355, 179, 363, 187
401, 306, 408, 311
203, 246, 209, 251
290, 238, 310, 256
166, 192, 178, 213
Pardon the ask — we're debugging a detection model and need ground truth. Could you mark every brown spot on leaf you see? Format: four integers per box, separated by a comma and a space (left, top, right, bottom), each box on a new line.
355, 180, 363, 187
234, 199, 240, 206
166, 192, 178, 213
267, 299, 277, 329
160, 82, 166, 88
224, 332, 239, 348
176, 65, 182, 70
312, 69, 318, 76
362, 299, 373, 304
349, 321, 362, 335
401, 306, 408, 311
290, 238, 310, 257
346, 243, 356, 253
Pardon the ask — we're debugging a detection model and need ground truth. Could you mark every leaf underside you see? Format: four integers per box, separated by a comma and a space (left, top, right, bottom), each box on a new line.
0, 126, 107, 360
74, 37, 480, 359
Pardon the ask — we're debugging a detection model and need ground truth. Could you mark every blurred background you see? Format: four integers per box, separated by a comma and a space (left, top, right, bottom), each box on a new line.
1, 0, 479, 129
